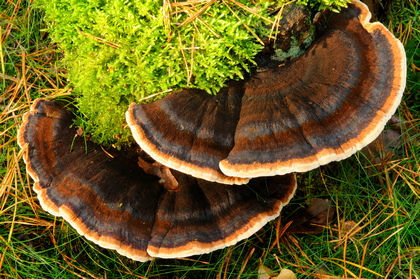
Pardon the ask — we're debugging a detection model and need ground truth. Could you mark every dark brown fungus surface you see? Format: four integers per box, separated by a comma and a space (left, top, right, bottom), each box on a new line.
127, 82, 249, 185
18, 99, 297, 261
127, 0, 406, 181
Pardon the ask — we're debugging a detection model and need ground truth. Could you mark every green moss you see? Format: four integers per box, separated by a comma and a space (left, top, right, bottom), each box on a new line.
37, 0, 274, 146
37, 0, 351, 147
292, 0, 350, 12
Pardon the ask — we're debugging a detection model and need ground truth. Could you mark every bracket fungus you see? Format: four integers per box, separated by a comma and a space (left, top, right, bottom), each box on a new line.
18, 99, 297, 261
127, 0, 406, 183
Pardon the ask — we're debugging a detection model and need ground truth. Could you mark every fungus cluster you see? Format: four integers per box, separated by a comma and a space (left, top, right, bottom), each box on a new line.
18, 99, 297, 260
19, 0, 405, 261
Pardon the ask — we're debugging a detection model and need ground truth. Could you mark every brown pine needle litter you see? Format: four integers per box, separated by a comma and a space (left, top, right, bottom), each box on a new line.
1, 0, 419, 278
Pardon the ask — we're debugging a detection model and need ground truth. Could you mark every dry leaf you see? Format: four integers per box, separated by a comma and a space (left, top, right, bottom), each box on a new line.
285, 198, 334, 234
341, 220, 362, 235
258, 265, 297, 279
276, 269, 297, 279
258, 264, 276, 279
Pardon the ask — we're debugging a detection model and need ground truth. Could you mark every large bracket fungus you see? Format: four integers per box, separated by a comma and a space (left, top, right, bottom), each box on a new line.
127, 0, 406, 183
18, 99, 297, 261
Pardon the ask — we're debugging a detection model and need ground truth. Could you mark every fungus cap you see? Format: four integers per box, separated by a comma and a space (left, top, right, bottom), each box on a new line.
126, 82, 249, 185
219, 0, 406, 178
18, 99, 297, 261
127, 0, 406, 181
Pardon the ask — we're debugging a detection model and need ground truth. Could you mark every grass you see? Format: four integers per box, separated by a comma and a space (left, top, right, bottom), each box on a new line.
1, 0, 419, 278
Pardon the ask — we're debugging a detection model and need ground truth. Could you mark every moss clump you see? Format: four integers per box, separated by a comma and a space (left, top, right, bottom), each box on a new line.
293, 0, 350, 12
38, 0, 351, 148
38, 0, 276, 147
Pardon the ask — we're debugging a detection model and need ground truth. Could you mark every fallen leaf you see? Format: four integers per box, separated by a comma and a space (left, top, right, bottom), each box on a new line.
276, 268, 297, 279
258, 265, 297, 279
284, 198, 334, 234
341, 220, 362, 234
258, 264, 276, 279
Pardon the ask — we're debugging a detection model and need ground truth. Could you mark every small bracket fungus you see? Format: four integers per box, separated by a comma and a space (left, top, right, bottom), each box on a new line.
127, 0, 406, 182
18, 99, 297, 261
